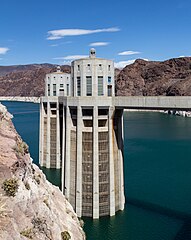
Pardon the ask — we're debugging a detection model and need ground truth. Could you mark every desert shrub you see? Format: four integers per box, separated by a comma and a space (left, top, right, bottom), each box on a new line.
61, 231, 71, 240
20, 228, 33, 239
14, 141, 29, 156
2, 178, 19, 197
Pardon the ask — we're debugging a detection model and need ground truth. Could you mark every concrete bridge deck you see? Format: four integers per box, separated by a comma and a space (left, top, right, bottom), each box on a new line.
114, 96, 191, 110
1, 96, 191, 110
41, 96, 191, 110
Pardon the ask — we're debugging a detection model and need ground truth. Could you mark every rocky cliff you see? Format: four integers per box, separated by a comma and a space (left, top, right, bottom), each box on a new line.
0, 103, 85, 240
0, 64, 70, 97
116, 57, 191, 96
1, 57, 191, 97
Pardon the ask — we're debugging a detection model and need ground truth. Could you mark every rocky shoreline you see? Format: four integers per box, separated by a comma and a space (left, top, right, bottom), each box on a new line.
124, 109, 191, 117
0, 103, 85, 240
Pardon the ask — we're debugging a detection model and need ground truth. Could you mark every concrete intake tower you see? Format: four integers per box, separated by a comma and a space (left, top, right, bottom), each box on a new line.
39, 49, 125, 218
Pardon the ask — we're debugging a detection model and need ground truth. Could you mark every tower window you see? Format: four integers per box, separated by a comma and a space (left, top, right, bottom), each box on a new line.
77, 77, 81, 96
53, 84, 56, 96
67, 84, 69, 96
107, 85, 112, 96
87, 64, 91, 71
48, 84, 50, 96
86, 76, 92, 96
98, 76, 103, 96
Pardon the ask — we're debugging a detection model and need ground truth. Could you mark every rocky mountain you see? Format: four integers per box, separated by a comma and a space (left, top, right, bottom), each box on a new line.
0, 64, 71, 97
116, 57, 191, 96
1, 57, 191, 97
0, 103, 85, 240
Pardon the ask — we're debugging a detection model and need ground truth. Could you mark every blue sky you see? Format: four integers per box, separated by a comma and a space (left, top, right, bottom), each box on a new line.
0, 0, 191, 67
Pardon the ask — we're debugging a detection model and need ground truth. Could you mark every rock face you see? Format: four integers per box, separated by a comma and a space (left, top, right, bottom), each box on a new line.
0, 103, 85, 240
1, 57, 191, 97
0, 64, 71, 97
116, 57, 191, 96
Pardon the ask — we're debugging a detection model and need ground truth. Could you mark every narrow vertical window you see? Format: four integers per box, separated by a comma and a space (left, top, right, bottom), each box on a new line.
77, 77, 81, 96
53, 84, 56, 96
87, 64, 91, 71
48, 84, 50, 96
107, 85, 112, 96
98, 76, 103, 96
67, 84, 69, 96
86, 76, 92, 96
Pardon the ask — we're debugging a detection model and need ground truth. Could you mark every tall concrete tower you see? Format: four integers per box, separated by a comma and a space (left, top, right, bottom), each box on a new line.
39, 49, 125, 218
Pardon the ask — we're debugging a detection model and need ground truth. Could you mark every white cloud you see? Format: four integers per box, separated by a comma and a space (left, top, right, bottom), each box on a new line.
57, 60, 71, 66
50, 44, 59, 47
0, 47, 9, 54
114, 60, 136, 69
54, 55, 88, 60
47, 27, 120, 40
118, 50, 140, 56
89, 42, 110, 47
50, 41, 72, 47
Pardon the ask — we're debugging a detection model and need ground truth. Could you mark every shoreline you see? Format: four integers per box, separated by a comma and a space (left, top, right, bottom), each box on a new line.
0, 96, 40, 103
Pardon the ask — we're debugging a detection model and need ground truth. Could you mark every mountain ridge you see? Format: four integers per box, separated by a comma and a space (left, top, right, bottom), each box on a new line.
1, 57, 191, 97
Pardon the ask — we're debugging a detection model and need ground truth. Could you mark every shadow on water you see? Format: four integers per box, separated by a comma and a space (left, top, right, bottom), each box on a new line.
40, 167, 61, 189
126, 197, 191, 240
174, 220, 191, 240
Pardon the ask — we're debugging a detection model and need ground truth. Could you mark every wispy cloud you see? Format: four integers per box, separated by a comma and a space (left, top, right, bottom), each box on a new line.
55, 60, 71, 66
0, 47, 9, 54
118, 50, 140, 56
47, 27, 120, 40
50, 41, 72, 47
54, 55, 88, 60
114, 60, 136, 69
89, 42, 110, 47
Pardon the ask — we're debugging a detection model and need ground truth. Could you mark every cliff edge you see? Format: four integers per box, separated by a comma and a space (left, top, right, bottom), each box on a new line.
116, 57, 191, 96
0, 103, 85, 240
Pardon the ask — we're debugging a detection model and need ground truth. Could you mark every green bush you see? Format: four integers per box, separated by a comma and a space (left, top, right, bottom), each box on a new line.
2, 178, 19, 197
20, 228, 33, 239
61, 231, 71, 240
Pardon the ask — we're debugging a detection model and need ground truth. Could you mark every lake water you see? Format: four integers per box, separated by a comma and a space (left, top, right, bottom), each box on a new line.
3, 101, 191, 240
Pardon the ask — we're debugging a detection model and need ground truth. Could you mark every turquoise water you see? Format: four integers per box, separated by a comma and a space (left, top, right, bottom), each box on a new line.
3, 101, 191, 240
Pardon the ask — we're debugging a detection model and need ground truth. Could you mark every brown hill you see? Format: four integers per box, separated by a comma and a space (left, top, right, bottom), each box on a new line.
1, 57, 191, 97
0, 64, 71, 97
116, 57, 191, 96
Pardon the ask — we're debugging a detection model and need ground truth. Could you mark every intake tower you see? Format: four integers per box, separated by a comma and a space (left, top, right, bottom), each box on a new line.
39, 49, 125, 218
